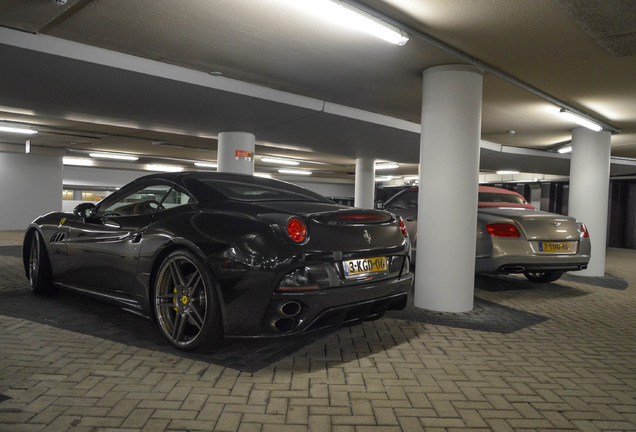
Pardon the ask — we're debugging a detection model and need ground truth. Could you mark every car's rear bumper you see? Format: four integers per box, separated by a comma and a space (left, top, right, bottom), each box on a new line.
227, 271, 413, 338
476, 254, 591, 274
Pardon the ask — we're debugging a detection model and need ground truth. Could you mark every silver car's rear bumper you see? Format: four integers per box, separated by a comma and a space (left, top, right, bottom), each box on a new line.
475, 237, 591, 274
475, 255, 591, 274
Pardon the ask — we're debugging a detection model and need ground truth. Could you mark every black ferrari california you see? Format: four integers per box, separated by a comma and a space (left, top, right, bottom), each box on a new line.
24, 172, 413, 351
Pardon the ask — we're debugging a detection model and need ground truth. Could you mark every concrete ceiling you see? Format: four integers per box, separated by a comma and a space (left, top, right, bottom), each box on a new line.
0, 0, 635, 180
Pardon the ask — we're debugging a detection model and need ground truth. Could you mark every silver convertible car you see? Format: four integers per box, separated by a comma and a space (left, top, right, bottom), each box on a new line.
384, 186, 591, 283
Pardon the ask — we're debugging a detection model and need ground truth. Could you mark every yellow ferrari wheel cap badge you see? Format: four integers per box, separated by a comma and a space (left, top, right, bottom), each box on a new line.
181, 296, 188, 305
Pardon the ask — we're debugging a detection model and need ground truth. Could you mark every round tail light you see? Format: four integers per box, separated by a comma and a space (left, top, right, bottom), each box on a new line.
398, 216, 408, 237
487, 223, 521, 237
287, 217, 307, 242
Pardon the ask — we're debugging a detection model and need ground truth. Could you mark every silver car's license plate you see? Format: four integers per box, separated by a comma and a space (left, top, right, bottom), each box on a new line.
538, 241, 577, 253
343, 256, 388, 278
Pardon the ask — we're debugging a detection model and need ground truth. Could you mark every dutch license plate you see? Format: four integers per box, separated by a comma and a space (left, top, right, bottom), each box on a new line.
538, 242, 575, 253
343, 256, 388, 278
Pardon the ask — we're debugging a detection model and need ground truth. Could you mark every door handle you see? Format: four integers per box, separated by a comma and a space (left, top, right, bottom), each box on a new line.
103, 219, 120, 229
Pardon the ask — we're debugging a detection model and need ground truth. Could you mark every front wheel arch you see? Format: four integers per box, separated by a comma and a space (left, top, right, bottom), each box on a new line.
24, 228, 55, 294
22, 228, 39, 276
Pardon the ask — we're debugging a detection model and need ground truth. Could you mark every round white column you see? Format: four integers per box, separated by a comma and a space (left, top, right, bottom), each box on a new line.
217, 131, 255, 175
568, 127, 611, 276
354, 158, 375, 209
415, 65, 483, 312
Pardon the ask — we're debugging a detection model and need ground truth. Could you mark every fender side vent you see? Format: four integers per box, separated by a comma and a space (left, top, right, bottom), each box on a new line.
50, 232, 66, 243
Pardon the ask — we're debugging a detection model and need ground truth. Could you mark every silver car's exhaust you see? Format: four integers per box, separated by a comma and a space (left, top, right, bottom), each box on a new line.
501, 265, 526, 273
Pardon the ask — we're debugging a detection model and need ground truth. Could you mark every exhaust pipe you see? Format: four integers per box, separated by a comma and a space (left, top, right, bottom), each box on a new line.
279, 301, 301, 317
270, 317, 296, 332
501, 265, 526, 273
579, 264, 588, 270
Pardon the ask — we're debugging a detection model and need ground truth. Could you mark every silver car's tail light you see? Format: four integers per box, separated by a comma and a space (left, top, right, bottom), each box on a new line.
398, 216, 408, 237
579, 223, 590, 238
487, 223, 521, 237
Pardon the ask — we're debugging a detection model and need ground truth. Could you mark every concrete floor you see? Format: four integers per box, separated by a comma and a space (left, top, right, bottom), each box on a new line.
0, 232, 634, 431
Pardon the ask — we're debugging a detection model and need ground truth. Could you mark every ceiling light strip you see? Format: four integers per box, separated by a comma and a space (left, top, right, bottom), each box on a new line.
194, 162, 218, 168
559, 109, 603, 132
89, 152, 139, 161
293, 0, 408, 45
278, 168, 312, 175
261, 156, 300, 166
63, 157, 94, 166
146, 164, 184, 172
344, 0, 619, 134
375, 162, 399, 170
0, 124, 38, 135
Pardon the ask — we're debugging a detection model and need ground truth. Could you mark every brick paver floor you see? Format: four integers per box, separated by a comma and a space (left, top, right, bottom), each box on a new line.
0, 232, 634, 431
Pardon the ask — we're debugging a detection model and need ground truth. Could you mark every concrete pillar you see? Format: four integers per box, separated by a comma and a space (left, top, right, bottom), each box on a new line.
217, 131, 255, 175
415, 65, 483, 312
354, 158, 375, 209
568, 127, 611, 276
0, 152, 63, 230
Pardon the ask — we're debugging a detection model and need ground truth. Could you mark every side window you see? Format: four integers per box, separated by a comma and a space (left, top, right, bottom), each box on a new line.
160, 186, 195, 210
99, 184, 172, 216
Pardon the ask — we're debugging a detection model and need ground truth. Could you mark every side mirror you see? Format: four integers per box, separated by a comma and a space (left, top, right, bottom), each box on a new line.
74, 202, 97, 219
374, 201, 384, 209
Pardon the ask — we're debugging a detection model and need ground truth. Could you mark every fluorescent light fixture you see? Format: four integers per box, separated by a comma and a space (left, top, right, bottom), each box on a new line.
146, 164, 184, 172
261, 156, 300, 166
0, 125, 38, 135
254, 172, 272, 178
278, 168, 312, 176
496, 170, 519, 175
375, 162, 399, 170
89, 152, 139, 161
559, 109, 603, 132
375, 176, 393, 182
288, 0, 408, 45
194, 162, 218, 168
404, 176, 419, 181
63, 157, 94, 166
558, 146, 572, 154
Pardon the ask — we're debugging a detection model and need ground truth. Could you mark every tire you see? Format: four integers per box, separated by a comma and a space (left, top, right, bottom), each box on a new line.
153, 249, 222, 351
523, 270, 564, 283
27, 230, 55, 294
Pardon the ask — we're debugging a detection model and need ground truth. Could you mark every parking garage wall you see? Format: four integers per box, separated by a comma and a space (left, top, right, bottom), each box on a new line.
0, 152, 63, 230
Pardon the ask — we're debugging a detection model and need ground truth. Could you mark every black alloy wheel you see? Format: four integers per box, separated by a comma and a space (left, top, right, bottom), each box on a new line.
28, 230, 54, 294
153, 250, 222, 351
523, 270, 564, 283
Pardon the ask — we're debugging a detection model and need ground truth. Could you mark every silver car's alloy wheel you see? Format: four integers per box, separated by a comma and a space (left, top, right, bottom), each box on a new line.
153, 250, 221, 351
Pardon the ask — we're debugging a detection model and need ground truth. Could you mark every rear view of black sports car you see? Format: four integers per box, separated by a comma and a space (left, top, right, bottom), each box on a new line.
24, 172, 413, 351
